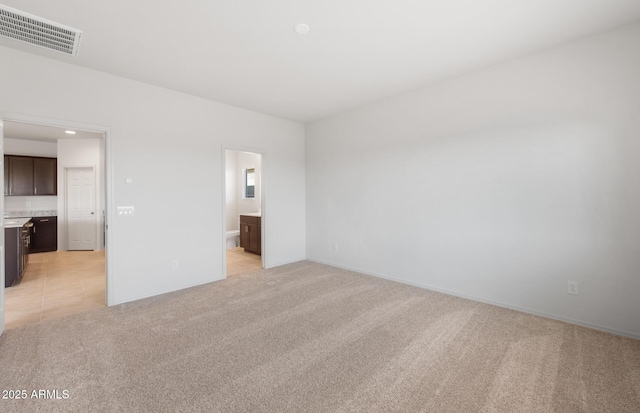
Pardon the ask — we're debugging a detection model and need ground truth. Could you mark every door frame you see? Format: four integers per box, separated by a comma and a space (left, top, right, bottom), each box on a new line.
0, 113, 113, 333
65, 166, 99, 251
221, 144, 267, 277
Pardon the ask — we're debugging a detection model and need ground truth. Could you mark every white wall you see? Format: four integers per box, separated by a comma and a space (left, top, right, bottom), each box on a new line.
306, 23, 640, 337
4, 138, 57, 157
0, 45, 306, 305
236, 151, 262, 217
57, 138, 105, 251
4, 196, 57, 213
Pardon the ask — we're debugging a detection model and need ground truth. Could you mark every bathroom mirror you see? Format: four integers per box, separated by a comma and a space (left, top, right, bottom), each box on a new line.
245, 168, 255, 198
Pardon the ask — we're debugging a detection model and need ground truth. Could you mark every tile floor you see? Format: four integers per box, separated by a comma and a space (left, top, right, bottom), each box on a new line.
4, 247, 261, 330
226, 247, 262, 276
4, 250, 106, 330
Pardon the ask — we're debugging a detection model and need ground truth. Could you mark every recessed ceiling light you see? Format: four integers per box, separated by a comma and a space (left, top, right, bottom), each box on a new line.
65, 130, 76, 135
294, 23, 310, 35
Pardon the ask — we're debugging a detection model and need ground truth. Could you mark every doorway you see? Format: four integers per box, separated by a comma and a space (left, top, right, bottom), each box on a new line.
223, 149, 264, 277
1, 118, 108, 331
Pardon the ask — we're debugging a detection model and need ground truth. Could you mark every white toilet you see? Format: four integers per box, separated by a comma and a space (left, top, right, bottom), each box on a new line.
226, 230, 240, 249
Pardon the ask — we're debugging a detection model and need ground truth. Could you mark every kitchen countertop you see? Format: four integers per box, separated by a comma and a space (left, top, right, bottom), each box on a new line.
3, 217, 32, 228
4, 210, 57, 218
240, 213, 262, 217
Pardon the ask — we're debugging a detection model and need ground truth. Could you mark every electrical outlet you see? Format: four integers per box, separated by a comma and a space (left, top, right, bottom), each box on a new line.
26, 201, 31, 207
332, 242, 338, 251
171, 260, 178, 270
567, 281, 579, 296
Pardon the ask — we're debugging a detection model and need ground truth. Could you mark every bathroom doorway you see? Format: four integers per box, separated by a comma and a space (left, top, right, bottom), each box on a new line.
223, 149, 264, 277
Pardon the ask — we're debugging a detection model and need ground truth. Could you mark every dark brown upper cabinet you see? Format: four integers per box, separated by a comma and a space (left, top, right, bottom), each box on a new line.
8, 156, 34, 196
33, 157, 57, 195
5, 155, 57, 196
4, 156, 9, 196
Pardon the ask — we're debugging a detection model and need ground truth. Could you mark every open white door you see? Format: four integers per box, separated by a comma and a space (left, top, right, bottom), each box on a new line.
0, 118, 5, 335
67, 167, 97, 251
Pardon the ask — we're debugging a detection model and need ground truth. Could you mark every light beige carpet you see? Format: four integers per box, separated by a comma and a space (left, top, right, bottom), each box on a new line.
0, 261, 639, 412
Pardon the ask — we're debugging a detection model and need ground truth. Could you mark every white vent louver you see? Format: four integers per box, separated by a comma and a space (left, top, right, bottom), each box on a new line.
0, 5, 82, 56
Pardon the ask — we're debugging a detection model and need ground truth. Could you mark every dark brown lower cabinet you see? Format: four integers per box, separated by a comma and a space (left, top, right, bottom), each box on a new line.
239, 215, 261, 255
30, 216, 58, 253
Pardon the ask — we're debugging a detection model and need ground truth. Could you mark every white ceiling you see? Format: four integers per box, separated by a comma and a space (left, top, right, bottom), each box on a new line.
1, 1, 640, 123
4, 121, 104, 142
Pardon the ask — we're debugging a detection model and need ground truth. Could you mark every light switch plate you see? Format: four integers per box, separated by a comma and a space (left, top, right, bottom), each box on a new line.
117, 206, 135, 216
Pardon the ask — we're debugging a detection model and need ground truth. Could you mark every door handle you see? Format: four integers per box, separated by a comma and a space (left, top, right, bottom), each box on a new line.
91, 212, 95, 215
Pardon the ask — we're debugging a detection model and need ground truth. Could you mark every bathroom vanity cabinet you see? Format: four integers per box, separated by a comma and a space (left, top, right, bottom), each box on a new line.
239, 215, 261, 255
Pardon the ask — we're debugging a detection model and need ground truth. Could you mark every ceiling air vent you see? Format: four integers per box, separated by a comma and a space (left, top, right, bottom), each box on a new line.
0, 5, 82, 56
